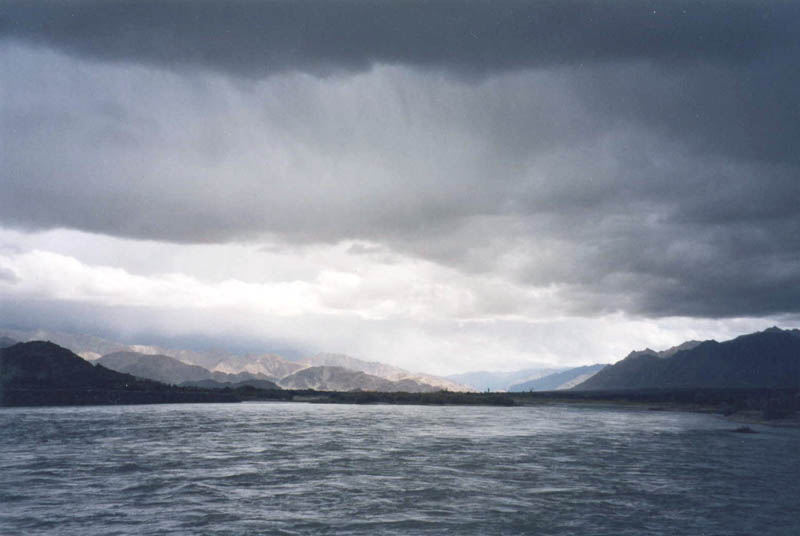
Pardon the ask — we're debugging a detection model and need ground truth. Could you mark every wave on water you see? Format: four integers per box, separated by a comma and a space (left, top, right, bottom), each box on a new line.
1, 403, 799, 535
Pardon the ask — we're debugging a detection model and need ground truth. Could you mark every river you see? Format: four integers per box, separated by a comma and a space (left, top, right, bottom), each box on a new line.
1, 402, 797, 535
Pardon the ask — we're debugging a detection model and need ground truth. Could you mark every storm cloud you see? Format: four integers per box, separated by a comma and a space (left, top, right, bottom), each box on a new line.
3, 1, 796, 76
1, 1, 799, 368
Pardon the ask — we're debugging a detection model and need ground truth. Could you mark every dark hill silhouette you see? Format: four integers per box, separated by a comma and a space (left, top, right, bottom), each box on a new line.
574, 328, 800, 391
0, 336, 18, 349
0, 341, 236, 406
1, 341, 140, 390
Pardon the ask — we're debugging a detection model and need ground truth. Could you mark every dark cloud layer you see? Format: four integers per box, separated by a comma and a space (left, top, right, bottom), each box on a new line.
2, 1, 800, 322
2, 0, 797, 76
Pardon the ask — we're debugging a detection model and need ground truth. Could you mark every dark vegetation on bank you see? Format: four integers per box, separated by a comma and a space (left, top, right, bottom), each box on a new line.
5, 381, 797, 420
509, 387, 800, 418
230, 386, 517, 406
223, 385, 800, 419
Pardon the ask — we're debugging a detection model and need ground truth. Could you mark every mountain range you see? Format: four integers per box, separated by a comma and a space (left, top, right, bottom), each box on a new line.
1, 329, 471, 392
95, 351, 280, 389
294, 353, 466, 391
92, 351, 444, 392
0, 341, 236, 406
277, 366, 440, 392
4, 326, 799, 395
573, 327, 800, 390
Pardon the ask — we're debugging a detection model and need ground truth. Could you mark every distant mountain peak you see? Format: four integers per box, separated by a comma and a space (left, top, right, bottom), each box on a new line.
658, 340, 703, 358
623, 340, 705, 361
623, 349, 658, 360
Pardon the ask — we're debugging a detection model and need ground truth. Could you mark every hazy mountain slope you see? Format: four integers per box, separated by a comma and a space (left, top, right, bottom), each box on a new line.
446, 367, 565, 392
574, 328, 800, 390
299, 353, 471, 391
278, 366, 438, 392
97, 351, 274, 385
0, 336, 18, 349
97, 352, 215, 385
130, 347, 232, 370
555, 371, 604, 390
298, 353, 398, 375
212, 354, 306, 379
400, 373, 469, 391
508, 364, 608, 391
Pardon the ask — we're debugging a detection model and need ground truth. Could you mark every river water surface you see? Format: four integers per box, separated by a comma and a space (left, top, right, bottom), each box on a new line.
1, 402, 798, 535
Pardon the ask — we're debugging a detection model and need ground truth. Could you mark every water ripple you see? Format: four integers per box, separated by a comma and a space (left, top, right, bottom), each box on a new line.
1, 403, 799, 535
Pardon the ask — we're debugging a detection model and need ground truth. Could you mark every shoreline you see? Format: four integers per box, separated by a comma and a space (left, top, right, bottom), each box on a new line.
3, 387, 799, 427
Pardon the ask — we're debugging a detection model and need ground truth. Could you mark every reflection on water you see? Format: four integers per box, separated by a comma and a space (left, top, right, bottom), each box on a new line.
1, 402, 798, 535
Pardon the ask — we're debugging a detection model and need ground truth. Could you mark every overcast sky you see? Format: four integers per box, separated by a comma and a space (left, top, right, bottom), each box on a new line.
1, 1, 799, 374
